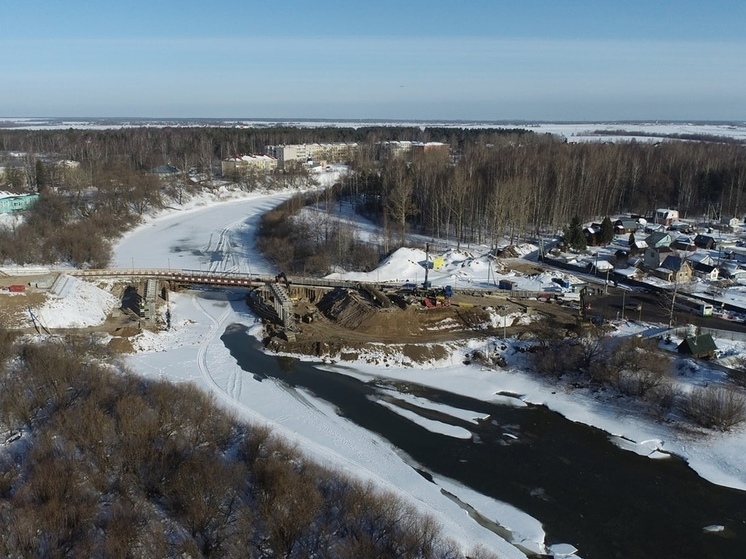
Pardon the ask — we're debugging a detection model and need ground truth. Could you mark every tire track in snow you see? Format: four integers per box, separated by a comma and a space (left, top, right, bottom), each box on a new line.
188, 294, 447, 524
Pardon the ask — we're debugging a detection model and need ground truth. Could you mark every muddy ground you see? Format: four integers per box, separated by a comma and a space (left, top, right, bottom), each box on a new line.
264, 288, 580, 360
1, 272, 580, 362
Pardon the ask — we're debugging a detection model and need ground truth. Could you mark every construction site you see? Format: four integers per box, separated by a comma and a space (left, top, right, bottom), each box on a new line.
0, 264, 599, 361
246, 273, 573, 361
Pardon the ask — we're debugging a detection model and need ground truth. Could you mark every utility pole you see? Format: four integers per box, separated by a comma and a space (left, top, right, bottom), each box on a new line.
423, 243, 430, 289
669, 280, 679, 328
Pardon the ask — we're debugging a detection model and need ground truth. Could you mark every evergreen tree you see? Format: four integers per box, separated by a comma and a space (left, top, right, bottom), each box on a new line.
565, 216, 587, 251
35, 160, 48, 192
600, 216, 614, 245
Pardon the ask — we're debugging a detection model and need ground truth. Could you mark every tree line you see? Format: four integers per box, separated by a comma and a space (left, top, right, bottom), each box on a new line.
3, 126, 746, 270
0, 333, 502, 559
344, 137, 746, 251
0, 126, 530, 177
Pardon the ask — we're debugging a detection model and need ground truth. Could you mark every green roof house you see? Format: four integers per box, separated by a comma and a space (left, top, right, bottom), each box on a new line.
677, 334, 718, 359
0, 191, 39, 214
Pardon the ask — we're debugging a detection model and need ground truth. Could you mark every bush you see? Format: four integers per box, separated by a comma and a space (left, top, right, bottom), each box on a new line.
0, 338, 484, 558
684, 386, 746, 431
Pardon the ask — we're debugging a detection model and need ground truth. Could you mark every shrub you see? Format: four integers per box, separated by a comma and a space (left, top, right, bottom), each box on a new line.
684, 386, 746, 431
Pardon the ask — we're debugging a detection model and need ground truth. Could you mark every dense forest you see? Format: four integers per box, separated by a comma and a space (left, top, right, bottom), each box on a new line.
345, 138, 746, 249
2, 126, 746, 270
0, 332, 500, 558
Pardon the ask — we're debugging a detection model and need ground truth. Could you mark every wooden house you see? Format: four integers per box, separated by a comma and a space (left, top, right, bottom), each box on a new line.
691, 262, 719, 281
694, 234, 717, 250
614, 218, 638, 234
643, 246, 673, 269
653, 256, 692, 283
677, 334, 718, 359
645, 231, 673, 249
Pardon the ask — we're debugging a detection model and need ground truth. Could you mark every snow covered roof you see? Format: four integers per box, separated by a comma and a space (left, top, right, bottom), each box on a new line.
225, 154, 276, 162
0, 191, 35, 200
687, 251, 715, 264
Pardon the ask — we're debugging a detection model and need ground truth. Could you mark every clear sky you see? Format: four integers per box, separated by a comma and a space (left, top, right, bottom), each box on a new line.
2, 1, 745, 121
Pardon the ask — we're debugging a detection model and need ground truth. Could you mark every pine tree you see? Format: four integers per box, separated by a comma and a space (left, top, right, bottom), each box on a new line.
565, 216, 587, 251
600, 216, 614, 245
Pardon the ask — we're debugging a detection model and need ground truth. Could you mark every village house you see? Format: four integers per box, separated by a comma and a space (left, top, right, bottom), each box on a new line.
687, 251, 717, 267
719, 262, 746, 281
677, 334, 718, 359
645, 231, 673, 249
654, 255, 692, 283
643, 246, 673, 269
671, 236, 696, 252
614, 218, 638, 234
691, 262, 719, 281
151, 164, 180, 179
0, 191, 39, 214
584, 223, 603, 246
694, 234, 717, 250
720, 216, 740, 232
629, 238, 648, 255
644, 223, 667, 234
654, 208, 679, 226
613, 249, 630, 266
668, 221, 692, 233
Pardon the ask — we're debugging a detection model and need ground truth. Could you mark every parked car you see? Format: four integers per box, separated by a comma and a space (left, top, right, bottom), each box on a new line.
625, 301, 642, 312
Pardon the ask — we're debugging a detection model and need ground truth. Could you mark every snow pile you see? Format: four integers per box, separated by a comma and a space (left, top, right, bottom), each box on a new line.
35, 275, 118, 328
326, 245, 585, 294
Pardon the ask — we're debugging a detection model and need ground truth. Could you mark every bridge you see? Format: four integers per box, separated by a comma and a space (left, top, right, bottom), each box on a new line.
65, 268, 401, 332
10, 266, 553, 334
60, 267, 525, 332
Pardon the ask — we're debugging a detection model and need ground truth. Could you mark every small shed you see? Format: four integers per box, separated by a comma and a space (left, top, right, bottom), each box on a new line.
498, 279, 517, 290
677, 334, 718, 359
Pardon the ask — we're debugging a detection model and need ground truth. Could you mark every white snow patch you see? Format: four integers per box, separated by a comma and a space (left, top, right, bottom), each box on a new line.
35, 275, 118, 328
373, 398, 473, 439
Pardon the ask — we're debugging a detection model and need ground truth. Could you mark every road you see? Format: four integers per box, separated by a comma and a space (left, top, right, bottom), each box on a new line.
583, 288, 746, 332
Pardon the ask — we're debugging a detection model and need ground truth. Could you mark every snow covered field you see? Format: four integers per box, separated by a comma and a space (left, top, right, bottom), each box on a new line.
2, 117, 745, 145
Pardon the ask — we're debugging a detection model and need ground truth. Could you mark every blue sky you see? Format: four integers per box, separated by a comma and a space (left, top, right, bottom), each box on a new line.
2, 1, 745, 120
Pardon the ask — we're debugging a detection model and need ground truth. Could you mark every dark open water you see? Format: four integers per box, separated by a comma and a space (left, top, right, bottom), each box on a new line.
222, 324, 746, 559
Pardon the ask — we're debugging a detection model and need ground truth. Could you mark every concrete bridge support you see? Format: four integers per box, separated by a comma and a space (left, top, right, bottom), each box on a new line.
268, 282, 294, 329
141, 278, 158, 323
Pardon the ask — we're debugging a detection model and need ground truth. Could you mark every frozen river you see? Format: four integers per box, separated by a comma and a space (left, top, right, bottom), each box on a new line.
118, 188, 746, 559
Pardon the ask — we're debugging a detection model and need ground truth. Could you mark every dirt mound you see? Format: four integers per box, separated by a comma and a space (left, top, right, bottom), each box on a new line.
316, 288, 379, 330
494, 245, 520, 258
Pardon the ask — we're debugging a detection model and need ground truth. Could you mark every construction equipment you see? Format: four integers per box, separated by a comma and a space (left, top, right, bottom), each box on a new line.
275, 272, 290, 288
